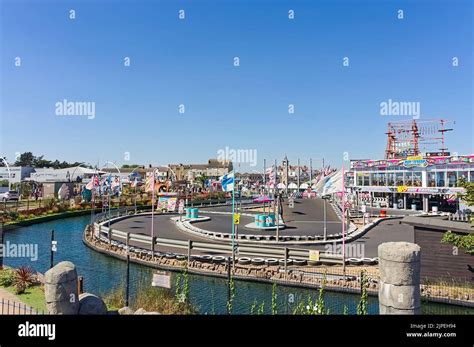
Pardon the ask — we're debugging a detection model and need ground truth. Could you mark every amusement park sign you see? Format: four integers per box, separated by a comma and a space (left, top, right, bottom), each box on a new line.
403, 155, 428, 167
355, 186, 465, 195
350, 154, 474, 169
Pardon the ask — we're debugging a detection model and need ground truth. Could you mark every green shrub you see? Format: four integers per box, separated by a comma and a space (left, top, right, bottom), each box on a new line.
13, 266, 35, 294
0, 269, 15, 287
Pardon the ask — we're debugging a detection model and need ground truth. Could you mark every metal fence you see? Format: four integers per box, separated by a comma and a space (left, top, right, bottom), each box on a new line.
0, 298, 46, 315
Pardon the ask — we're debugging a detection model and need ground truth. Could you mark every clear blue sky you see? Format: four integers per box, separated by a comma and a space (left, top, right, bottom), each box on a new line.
1, 0, 472, 171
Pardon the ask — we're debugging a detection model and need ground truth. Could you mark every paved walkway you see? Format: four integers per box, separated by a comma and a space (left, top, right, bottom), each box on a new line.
0, 287, 35, 314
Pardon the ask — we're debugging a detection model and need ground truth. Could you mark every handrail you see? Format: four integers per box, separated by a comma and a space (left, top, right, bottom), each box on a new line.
97, 222, 343, 264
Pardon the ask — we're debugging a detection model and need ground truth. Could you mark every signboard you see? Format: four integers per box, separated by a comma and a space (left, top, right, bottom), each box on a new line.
397, 185, 408, 193
403, 158, 428, 167
360, 205, 366, 213
151, 271, 171, 289
288, 198, 295, 209
158, 196, 177, 212
425, 152, 450, 157
309, 250, 320, 261
51, 240, 57, 252
167, 197, 177, 212
178, 200, 184, 214
233, 213, 241, 225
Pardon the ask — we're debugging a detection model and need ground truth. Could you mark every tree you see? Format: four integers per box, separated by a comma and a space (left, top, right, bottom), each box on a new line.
13, 152, 84, 169
14, 152, 35, 166
441, 179, 474, 254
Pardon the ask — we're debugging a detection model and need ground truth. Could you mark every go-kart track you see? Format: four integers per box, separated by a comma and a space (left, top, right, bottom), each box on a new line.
83, 197, 418, 294
109, 198, 343, 242
99, 198, 416, 258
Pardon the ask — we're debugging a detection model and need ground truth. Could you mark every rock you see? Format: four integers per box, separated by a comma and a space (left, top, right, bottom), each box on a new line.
134, 308, 147, 314
118, 306, 134, 315
143, 311, 161, 315
78, 293, 108, 315
44, 261, 79, 315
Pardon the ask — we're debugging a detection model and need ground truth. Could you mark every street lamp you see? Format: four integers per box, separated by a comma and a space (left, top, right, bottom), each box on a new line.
0, 157, 12, 191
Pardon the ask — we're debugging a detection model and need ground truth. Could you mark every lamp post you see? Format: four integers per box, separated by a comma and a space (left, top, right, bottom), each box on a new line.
0, 157, 12, 191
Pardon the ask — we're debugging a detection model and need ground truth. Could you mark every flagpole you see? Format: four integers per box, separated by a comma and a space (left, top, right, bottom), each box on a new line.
231, 170, 236, 266
274, 159, 279, 242
151, 170, 155, 241
342, 164, 346, 278
263, 159, 266, 214
90, 163, 98, 226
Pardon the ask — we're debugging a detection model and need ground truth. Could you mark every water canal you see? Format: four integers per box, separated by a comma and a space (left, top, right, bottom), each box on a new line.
3, 215, 472, 314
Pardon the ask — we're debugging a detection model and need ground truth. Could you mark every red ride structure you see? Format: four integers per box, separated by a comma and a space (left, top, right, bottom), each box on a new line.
384, 119, 454, 159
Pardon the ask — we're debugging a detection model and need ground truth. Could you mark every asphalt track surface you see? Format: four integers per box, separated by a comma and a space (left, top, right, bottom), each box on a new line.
109, 199, 414, 256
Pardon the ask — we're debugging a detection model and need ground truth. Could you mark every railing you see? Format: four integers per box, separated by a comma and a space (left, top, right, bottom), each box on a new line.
0, 298, 46, 315
94, 224, 345, 265
93, 199, 256, 224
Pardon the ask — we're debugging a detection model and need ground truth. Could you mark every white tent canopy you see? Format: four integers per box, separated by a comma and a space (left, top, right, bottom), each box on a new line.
299, 183, 309, 189
288, 182, 298, 189
277, 182, 286, 189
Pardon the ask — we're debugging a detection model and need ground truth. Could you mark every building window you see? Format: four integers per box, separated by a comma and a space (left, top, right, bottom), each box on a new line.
395, 172, 404, 186
404, 172, 413, 186
436, 171, 445, 187
370, 173, 378, 186
387, 173, 395, 186
363, 173, 370, 186
458, 171, 468, 182
447, 171, 457, 187
427, 172, 436, 187
470, 171, 474, 183
413, 172, 422, 187
357, 173, 363, 186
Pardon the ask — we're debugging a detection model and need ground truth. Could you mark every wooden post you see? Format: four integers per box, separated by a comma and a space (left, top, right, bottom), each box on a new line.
77, 276, 84, 294
50, 230, 55, 269
187, 240, 192, 267
151, 236, 156, 259
108, 228, 112, 246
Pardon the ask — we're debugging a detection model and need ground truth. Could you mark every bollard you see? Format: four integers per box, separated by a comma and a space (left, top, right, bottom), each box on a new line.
378, 242, 421, 314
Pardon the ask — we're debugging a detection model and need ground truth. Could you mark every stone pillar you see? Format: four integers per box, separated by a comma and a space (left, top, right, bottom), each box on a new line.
44, 261, 80, 314
378, 242, 421, 314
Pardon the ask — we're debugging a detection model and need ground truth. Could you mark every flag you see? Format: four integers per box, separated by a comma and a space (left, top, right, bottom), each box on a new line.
220, 172, 234, 192
266, 166, 276, 188
145, 172, 155, 192
111, 176, 120, 190
86, 175, 99, 190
